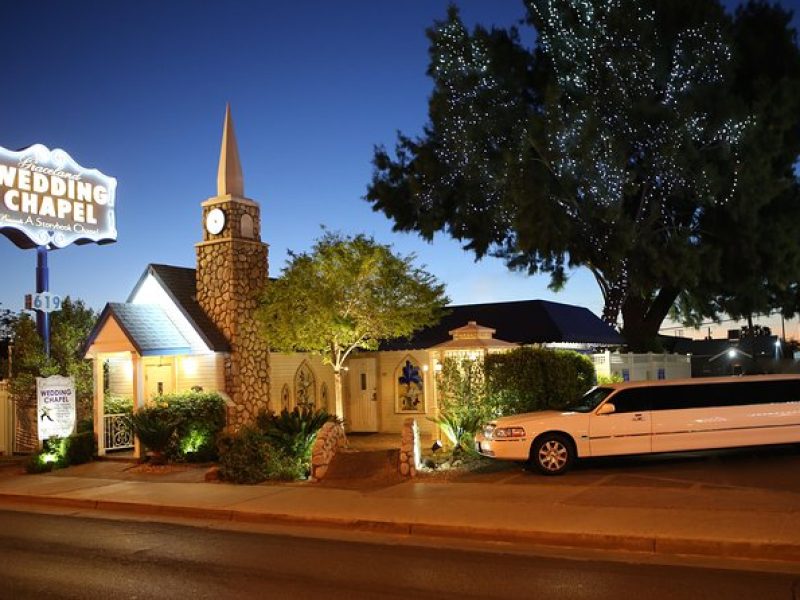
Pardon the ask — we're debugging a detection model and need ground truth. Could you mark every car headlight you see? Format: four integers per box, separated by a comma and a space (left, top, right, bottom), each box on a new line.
493, 426, 526, 439
483, 424, 496, 439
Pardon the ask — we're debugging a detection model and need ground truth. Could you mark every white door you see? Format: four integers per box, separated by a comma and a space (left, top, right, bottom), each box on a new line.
145, 364, 174, 401
589, 388, 652, 456
347, 358, 378, 432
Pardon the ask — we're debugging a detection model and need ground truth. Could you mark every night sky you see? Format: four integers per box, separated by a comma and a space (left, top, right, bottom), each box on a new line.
1, 0, 796, 318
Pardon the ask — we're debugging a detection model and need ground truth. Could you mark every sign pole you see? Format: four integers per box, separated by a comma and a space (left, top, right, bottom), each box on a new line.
36, 245, 50, 358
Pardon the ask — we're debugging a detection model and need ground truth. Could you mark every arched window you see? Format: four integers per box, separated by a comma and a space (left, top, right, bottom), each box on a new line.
280, 384, 290, 411
395, 356, 425, 413
294, 362, 316, 409
320, 382, 329, 411
240, 213, 254, 239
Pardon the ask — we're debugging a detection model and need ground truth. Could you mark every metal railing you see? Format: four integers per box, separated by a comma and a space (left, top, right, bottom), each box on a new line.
103, 413, 134, 451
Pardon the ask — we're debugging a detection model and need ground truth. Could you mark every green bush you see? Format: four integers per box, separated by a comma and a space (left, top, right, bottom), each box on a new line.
25, 431, 96, 473
63, 430, 95, 465
264, 446, 307, 481
432, 358, 491, 455
218, 426, 272, 484
104, 394, 133, 414
127, 407, 179, 461
485, 347, 595, 415
155, 392, 227, 462
257, 407, 335, 471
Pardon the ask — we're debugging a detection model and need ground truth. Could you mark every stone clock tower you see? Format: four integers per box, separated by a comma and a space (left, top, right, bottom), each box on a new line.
196, 105, 270, 428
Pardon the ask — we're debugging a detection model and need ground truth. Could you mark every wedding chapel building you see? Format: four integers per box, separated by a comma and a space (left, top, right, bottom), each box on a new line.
83, 107, 621, 456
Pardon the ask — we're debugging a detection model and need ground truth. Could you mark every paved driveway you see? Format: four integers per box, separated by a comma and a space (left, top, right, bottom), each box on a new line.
446, 443, 800, 494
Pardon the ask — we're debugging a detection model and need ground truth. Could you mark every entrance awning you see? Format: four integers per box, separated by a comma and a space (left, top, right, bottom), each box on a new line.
83, 303, 192, 357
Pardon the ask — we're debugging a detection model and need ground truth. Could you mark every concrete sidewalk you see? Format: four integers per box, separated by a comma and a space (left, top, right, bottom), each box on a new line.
0, 463, 799, 565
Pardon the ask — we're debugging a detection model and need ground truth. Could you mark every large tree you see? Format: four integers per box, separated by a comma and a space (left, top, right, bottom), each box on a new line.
256, 232, 448, 417
367, 0, 800, 350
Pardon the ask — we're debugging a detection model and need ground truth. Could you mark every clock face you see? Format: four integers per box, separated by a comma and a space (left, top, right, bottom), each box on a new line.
205, 208, 226, 235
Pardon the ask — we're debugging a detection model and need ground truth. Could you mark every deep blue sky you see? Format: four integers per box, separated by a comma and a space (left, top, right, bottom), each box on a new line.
1, 0, 797, 318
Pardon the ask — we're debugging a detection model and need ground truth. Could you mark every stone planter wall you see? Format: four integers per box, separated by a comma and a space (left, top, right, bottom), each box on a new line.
310, 421, 346, 481
399, 418, 420, 478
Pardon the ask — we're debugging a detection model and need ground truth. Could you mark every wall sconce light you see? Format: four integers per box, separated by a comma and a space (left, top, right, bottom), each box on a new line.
182, 356, 198, 376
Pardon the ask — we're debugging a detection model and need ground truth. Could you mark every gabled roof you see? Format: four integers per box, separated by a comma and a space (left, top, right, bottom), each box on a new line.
379, 299, 622, 351
128, 264, 230, 352
84, 303, 191, 356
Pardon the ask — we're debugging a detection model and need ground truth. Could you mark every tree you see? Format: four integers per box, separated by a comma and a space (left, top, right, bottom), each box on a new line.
366, 0, 800, 350
10, 298, 97, 427
256, 232, 449, 417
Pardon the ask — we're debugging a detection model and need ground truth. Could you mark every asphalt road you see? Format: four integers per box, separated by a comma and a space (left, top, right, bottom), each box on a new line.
0, 510, 797, 600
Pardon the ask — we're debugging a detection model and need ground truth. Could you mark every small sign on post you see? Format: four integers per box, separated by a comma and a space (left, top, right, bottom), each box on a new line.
26, 292, 62, 314
36, 375, 76, 442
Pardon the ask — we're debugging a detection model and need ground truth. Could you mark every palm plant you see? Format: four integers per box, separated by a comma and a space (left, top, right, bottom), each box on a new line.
258, 407, 336, 465
127, 408, 179, 464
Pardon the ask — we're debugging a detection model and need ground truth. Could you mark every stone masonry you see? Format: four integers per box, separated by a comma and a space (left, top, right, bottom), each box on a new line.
195, 107, 270, 430
310, 421, 346, 481
399, 418, 420, 478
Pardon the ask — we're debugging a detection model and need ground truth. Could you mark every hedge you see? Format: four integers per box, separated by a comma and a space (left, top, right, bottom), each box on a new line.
485, 347, 595, 415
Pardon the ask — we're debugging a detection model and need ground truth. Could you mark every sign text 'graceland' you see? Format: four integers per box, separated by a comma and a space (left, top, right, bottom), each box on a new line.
0, 144, 117, 249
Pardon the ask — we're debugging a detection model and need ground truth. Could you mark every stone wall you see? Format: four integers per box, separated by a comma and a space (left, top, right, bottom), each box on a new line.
399, 418, 420, 478
196, 201, 270, 430
310, 421, 346, 481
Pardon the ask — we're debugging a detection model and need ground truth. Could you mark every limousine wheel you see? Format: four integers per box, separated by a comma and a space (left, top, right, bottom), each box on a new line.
531, 434, 573, 476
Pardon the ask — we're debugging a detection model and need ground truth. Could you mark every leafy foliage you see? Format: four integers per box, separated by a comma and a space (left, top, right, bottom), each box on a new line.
25, 431, 96, 474
9, 298, 96, 422
218, 425, 272, 484
257, 231, 448, 414
367, 1, 800, 350
127, 407, 179, 459
155, 392, 227, 462
432, 357, 491, 454
256, 406, 336, 471
217, 425, 307, 484
485, 348, 596, 414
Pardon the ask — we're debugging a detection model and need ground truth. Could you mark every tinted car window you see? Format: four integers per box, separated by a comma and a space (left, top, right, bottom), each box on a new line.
607, 389, 652, 413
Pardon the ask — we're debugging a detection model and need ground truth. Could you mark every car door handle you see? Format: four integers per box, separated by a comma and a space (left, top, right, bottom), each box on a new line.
632, 414, 645, 422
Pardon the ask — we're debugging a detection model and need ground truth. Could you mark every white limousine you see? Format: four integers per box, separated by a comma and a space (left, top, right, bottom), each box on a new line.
474, 375, 800, 475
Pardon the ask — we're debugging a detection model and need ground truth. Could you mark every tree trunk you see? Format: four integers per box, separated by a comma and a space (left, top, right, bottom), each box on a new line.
333, 367, 344, 419
621, 287, 680, 352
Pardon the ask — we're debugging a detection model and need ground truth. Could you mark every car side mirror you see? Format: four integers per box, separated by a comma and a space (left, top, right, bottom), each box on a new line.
596, 402, 616, 416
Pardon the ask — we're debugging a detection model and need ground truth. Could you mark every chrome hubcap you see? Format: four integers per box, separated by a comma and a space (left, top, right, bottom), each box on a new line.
538, 440, 567, 471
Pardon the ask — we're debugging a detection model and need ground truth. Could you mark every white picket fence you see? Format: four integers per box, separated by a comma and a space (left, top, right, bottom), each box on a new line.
592, 351, 692, 382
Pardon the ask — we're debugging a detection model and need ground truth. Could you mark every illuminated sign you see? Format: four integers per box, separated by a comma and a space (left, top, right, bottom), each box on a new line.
36, 375, 76, 441
0, 144, 117, 249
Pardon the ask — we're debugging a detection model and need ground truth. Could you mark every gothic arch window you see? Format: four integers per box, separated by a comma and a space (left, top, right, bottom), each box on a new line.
320, 382, 329, 411
280, 384, 290, 411
294, 361, 316, 409
395, 356, 425, 413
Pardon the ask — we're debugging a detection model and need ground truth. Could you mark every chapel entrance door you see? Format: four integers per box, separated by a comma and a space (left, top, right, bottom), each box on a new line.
347, 358, 378, 432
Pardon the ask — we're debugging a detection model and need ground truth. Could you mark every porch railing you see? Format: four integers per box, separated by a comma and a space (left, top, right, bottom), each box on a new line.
103, 413, 134, 451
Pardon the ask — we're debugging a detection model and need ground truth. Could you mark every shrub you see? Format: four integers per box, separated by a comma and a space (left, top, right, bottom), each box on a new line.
104, 394, 133, 414
486, 347, 595, 415
127, 407, 179, 462
218, 426, 271, 484
25, 431, 96, 473
432, 358, 492, 454
63, 430, 95, 465
264, 446, 307, 481
155, 392, 227, 462
257, 407, 335, 471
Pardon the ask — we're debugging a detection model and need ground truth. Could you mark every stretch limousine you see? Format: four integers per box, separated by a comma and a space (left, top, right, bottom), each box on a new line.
474, 375, 800, 475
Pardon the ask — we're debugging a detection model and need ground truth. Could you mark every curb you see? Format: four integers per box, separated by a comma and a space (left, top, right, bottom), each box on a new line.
1, 491, 798, 564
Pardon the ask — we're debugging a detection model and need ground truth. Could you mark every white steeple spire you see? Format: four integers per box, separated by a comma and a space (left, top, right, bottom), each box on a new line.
217, 103, 244, 197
